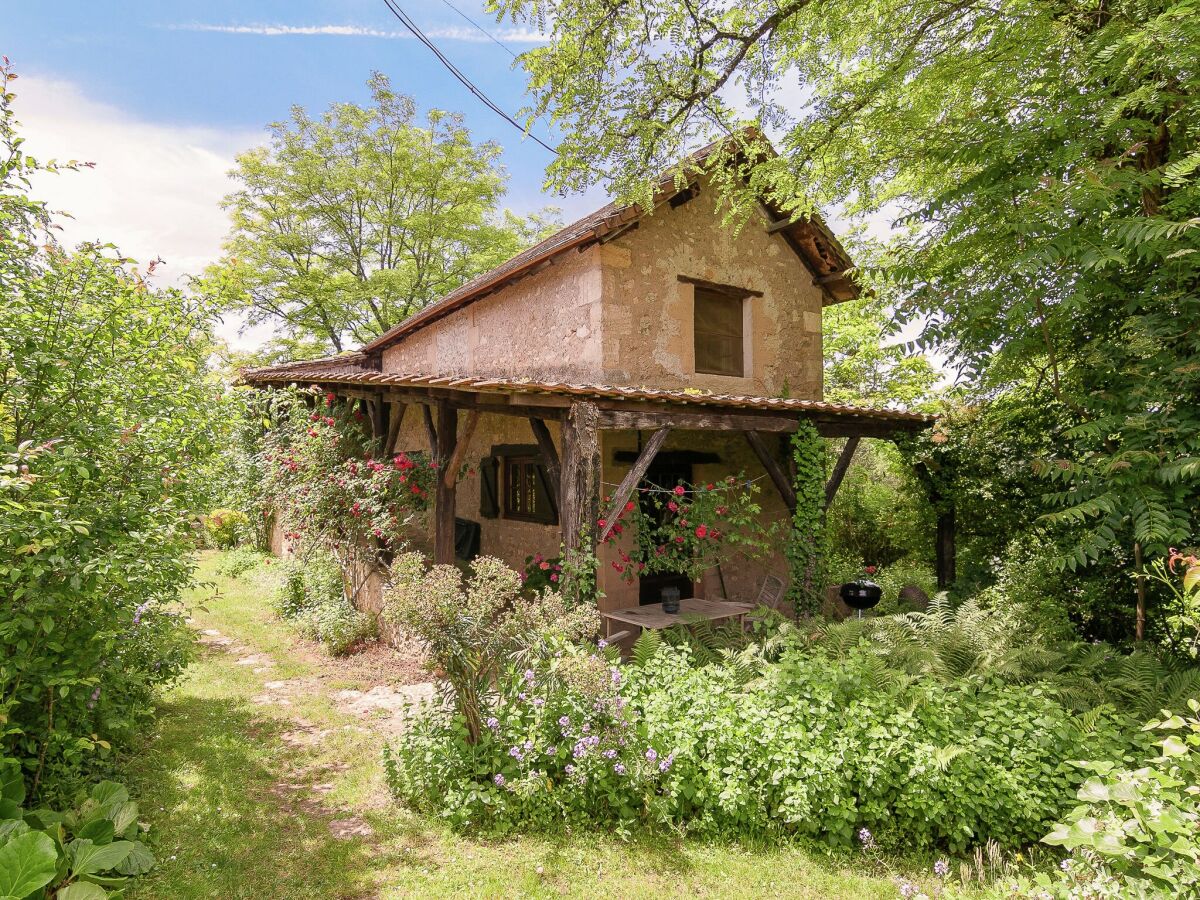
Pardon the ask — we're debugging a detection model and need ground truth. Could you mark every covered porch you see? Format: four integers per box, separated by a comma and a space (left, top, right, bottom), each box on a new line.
244, 356, 942, 622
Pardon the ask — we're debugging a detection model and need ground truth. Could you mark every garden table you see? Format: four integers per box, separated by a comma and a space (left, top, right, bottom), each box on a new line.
600, 597, 754, 640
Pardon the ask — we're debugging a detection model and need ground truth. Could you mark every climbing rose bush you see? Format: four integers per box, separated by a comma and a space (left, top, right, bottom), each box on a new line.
262, 389, 435, 561
608, 474, 775, 582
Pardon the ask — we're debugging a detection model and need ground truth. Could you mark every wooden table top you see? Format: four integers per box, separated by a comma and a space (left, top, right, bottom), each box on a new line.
600, 597, 754, 630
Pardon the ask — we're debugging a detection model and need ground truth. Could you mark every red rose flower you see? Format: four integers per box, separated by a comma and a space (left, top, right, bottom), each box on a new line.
673, 485, 686, 496
695, 524, 708, 539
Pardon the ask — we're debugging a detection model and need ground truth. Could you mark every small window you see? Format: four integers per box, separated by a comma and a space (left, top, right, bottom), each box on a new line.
694, 287, 745, 376
503, 456, 556, 524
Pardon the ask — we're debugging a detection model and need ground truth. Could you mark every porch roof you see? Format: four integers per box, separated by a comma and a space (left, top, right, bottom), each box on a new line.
240, 354, 934, 437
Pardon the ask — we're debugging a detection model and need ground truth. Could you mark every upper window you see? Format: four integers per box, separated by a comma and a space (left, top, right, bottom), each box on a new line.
694, 287, 745, 377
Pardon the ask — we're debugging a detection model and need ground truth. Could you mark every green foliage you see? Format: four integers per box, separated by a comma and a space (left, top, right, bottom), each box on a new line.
785, 421, 825, 615
1142, 549, 1200, 658
501, 0, 1200, 602
389, 634, 1136, 849
205, 72, 559, 355
0, 768, 156, 898
383, 554, 599, 743
273, 554, 375, 657
202, 508, 248, 550
1, 70, 212, 799
992, 701, 1200, 898
213, 546, 269, 579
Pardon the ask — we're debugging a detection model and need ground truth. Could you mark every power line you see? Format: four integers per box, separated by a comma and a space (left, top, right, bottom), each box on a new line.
381, 0, 556, 154
437, 0, 517, 59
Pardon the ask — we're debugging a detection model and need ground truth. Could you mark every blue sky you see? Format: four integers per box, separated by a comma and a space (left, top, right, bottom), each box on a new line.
6, 0, 572, 210
5, 1, 603, 345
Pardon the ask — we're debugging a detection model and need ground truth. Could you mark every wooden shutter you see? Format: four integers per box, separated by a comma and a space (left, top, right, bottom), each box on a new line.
694, 287, 745, 376
532, 463, 559, 525
479, 456, 499, 518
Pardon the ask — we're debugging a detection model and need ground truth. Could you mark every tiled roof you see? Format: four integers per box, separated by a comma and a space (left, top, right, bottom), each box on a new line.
240, 355, 933, 427
361, 133, 857, 354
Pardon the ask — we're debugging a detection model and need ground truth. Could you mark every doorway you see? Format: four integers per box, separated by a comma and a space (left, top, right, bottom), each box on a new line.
638, 457, 695, 605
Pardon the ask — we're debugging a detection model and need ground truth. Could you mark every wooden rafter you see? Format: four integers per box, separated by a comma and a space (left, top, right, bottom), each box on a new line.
823, 436, 860, 510
529, 417, 561, 507
442, 410, 481, 488
383, 402, 407, 456
599, 427, 671, 543
744, 430, 797, 514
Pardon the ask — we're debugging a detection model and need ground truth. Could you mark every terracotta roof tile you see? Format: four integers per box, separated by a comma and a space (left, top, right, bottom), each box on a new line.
240, 356, 933, 427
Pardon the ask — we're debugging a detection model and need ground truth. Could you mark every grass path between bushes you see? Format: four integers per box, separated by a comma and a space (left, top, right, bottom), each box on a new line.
122, 550, 925, 899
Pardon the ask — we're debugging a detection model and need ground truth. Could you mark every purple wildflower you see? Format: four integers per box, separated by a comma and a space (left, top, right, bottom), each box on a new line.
611, 668, 622, 686
898, 882, 917, 899
486, 717, 499, 730
598, 639, 608, 649
602, 749, 617, 759
858, 828, 875, 850
87, 685, 101, 710
614, 763, 626, 775
545, 745, 557, 755
518, 692, 527, 701
523, 739, 533, 751
494, 774, 505, 786
508, 746, 522, 759
1060, 860, 1071, 872
934, 859, 949, 878
523, 669, 535, 682
533, 697, 545, 707
565, 764, 576, 775
658, 752, 674, 773
645, 748, 658, 762
558, 715, 570, 728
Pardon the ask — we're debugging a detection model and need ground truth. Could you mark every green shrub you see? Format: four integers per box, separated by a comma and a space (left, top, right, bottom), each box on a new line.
273, 554, 376, 656
203, 508, 249, 550
387, 633, 1142, 848
0, 761, 157, 897
215, 546, 269, 578
383, 553, 599, 742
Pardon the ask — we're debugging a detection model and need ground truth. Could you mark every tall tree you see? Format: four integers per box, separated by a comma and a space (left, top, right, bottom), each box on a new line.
209, 73, 557, 356
497, 0, 1200, 580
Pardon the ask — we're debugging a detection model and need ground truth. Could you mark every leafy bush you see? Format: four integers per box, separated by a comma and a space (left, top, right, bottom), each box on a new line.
1, 67, 216, 800
387, 634, 1137, 848
383, 553, 599, 742
0, 761, 156, 898
214, 546, 269, 578
273, 554, 375, 656
202, 508, 249, 549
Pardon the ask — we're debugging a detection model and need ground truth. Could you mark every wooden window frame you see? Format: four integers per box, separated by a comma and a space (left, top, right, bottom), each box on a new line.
692, 285, 748, 377
501, 454, 557, 524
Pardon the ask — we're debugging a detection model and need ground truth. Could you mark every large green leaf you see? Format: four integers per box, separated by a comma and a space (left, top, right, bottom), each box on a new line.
56, 883, 108, 899
70, 839, 133, 876
113, 840, 155, 876
0, 830, 58, 899
0, 764, 23, 806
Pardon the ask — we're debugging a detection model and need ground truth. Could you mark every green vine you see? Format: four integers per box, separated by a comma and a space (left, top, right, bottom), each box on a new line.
786, 421, 826, 616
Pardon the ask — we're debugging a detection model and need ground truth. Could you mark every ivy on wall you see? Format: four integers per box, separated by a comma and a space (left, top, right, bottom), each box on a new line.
787, 421, 826, 616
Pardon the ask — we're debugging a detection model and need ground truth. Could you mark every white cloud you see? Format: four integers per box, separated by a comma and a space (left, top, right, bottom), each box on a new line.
170, 22, 546, 43
13, 74, 272, 348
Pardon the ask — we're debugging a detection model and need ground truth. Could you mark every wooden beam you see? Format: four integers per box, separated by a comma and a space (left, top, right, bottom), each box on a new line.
813, 419, 922, 439
599, 427, 671, 542
434, 402, 457, 565
936, 507, 956, 590
676, 274, 763, 298
823, 436, 860, 510
765, 217, 796, 234
366, 397, 384, 442
560, 401, 601, 567
812, 272, 845, 286
442, 409, 481, 489
421, 403, 438, 460
383, 402, 407, 456
745, 430, 797, 515
529, 418, 561, 507
598, 408, 798, 433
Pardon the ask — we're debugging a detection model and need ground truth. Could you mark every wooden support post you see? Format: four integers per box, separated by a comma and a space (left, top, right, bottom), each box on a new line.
442, 410, 481, 489
421, 403, 438, 460
745, 430, 797, 515
560, 401, 601, 561
935, 506, 956, 590
366, 397, 384, 443
529, 418, 561, 507
599, 427, 670, 542
434, 402, 457, 565
383, 402, 407, 456
823, 436, 861, 510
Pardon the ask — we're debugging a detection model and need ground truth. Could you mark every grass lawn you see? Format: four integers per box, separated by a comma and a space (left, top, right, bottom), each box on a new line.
122, 551, 930, 899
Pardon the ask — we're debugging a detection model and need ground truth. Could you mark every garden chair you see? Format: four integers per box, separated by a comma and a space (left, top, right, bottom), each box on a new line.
755, 575, 787, 613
